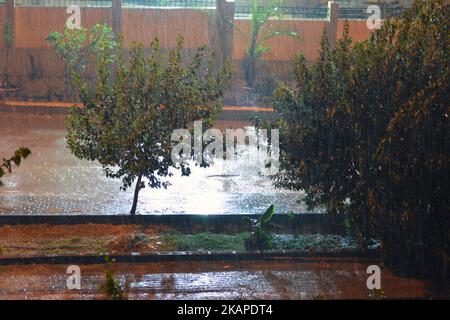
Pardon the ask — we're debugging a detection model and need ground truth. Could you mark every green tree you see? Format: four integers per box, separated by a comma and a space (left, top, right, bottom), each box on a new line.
57, 25, 231, 214
2, 21, 14, 88
274, 0, 449, 291
232, 0, 300, 87
374, 0, 449, 290
0, 148, 31, 186
47, 24, 117, 98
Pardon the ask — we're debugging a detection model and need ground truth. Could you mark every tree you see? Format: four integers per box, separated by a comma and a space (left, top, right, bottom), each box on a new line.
0, 148, 31, 186
1, 21, 14, 88
57, 24, 231, 214
47, 24, 117, 98
232, 0, 300, 87
274, 0, 449, 291
374, 0, 449, 290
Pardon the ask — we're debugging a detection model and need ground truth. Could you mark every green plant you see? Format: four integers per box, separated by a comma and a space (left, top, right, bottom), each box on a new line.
2, 21, 14, 88
231, 0, 300, 87
99, 256, 127, 300
274, 0, 449, 291
0, 148, 31, 186
47, 24, 117, 98
245, 204, 276, 250
163, 232, 249, 251
61, 25, 231, 214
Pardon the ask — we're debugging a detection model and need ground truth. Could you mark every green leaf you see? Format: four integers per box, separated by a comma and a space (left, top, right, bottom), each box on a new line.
260, 204, 276, 225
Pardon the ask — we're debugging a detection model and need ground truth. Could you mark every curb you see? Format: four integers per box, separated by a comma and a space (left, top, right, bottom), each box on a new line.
0, 214, 343, 233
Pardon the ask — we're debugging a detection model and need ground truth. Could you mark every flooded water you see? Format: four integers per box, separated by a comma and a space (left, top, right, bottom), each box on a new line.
0, 111, 314, 215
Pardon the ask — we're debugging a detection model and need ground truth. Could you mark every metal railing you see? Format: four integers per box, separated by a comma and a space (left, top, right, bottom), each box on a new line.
123, 0, 216, 8
14, 0, 216, 7
339, 7, 405, 19
234, 5, 406, 20
14, 0, 112, 7
235, 6, 328, 19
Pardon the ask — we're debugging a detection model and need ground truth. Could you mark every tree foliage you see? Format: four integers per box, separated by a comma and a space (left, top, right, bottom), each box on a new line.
0, 148, 31, 186
47, 24, 117, 98
2, 21, 14, 88
54, 24, 231, 214
274, 0, 449, 291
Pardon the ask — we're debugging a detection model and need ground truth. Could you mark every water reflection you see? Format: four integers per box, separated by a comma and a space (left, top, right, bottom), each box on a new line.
0, 111, 316, 215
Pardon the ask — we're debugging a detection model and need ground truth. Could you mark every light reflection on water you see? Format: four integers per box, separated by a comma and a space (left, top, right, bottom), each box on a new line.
0, 112, 318, 215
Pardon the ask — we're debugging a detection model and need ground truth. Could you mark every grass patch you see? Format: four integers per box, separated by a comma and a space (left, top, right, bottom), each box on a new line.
161, 232, 356, 252
162, 232, 250, 252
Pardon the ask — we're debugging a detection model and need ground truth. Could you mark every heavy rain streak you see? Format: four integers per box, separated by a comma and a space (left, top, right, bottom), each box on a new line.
0, 0, 448, 303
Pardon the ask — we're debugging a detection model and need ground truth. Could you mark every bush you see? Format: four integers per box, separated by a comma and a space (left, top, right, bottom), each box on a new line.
274, 0, 449, 291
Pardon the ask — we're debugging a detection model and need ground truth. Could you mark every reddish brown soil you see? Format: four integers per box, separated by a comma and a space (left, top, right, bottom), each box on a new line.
0, 224, 173, 256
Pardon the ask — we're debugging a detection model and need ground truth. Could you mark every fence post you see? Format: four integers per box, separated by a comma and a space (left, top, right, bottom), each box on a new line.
210, 0, 235, 68
326, 1, 339, 51
112, 0, 122, 39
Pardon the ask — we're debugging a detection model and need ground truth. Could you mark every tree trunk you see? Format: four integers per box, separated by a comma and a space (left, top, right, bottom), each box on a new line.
64, 67, 73, 99
130, 174, 143, 215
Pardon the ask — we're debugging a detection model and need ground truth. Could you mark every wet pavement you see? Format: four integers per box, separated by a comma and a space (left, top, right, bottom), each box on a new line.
0, 260, 432, 300
0, 111, 314, 215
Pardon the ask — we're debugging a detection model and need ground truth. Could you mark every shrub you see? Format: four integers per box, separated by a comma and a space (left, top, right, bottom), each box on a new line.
274, 0, 449, 291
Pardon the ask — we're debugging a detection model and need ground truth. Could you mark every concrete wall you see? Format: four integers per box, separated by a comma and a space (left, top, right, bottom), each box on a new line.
0, 5, 376, 100
14, 7, 112, 48
337, 19, 373, 43
9, 7, 209, 49
122, 9, 209, 49
2, 6, 375, 56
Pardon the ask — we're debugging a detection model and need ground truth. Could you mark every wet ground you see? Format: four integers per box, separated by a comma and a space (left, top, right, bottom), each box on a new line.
0, 224, 357, 257
0, 260, 432, 299
0, 223, 172, 256
0, 111, 313, 215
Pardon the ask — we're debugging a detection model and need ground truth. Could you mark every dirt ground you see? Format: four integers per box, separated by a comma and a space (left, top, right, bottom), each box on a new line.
0, 224, 174, 256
